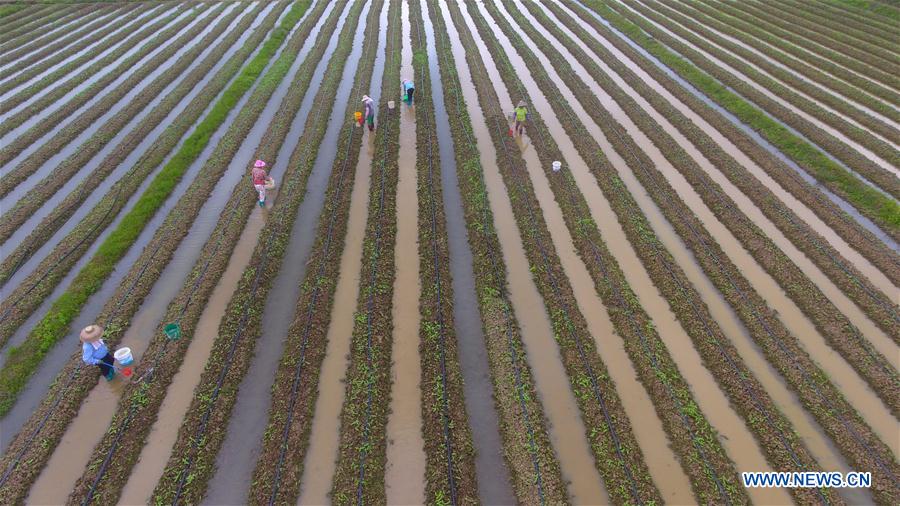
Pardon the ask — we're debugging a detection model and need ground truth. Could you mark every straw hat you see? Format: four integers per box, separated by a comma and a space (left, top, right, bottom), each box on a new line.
362, 95, 371, 103
253, 159, 267, 168
517, 100, 526, 108
79, 325, 103, 343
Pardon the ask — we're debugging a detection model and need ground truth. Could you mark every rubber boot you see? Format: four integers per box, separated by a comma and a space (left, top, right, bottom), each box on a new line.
105, 369, 116, 381
259, 199, 265, 207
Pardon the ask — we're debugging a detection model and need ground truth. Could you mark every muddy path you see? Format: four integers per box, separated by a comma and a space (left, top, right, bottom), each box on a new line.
419, 0, 514, 502
383, 1, 426, 503
200, 2, 368, 502
440, 1, 610, 502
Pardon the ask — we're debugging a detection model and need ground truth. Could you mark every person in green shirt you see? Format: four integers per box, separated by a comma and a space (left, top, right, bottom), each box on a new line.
513, 100, 528, 136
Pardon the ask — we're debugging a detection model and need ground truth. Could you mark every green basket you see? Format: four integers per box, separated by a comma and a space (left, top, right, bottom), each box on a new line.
164, 323, 181, 341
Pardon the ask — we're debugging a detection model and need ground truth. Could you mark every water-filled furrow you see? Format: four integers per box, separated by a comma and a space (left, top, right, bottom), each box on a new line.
538, 2, 900, 378
1, 3, 263, 265
564, 0, 899, 251
0, 6, 223, 206
615, 0, 897, 180
200, 2, 371, 502
492, 3, 793, 504
419, 0, 514, 502
440, 2, 609, 502
384, 1, 426, 502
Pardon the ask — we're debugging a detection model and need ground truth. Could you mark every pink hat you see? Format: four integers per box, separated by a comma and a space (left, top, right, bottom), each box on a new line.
254, 159, 267, 168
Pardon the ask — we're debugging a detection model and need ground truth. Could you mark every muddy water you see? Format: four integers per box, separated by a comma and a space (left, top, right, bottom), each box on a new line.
297, 3, 387, 503
384, 2, 427, 503
482, 4, 789, 504
202, 2, 373, 502
421, 1, 514, 502
440, 2, 609, 503
614, 0, 896, 178
2, 3, 268, 262
536, 4, 899, 367
545, 0, 896, 296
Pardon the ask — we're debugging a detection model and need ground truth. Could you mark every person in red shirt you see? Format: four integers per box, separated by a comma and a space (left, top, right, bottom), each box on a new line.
251, 159, 268, 207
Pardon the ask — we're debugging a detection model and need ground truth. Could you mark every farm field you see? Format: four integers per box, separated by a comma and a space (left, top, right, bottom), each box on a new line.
0, 0, 897, 504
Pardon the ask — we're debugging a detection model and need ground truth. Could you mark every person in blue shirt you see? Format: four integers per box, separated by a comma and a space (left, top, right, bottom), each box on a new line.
80, 324, 116, 381
402, 79, 415, 105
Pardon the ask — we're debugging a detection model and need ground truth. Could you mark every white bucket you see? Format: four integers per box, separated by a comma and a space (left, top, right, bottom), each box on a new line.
552, 161, 562, 172
388, 100, 395, 109
114, 347, 134, 366
264, 177, 275, 190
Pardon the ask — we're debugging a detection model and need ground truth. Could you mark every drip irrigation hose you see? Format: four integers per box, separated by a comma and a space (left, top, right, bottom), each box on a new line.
429, 2, 548, 502
566, 3, 900, 490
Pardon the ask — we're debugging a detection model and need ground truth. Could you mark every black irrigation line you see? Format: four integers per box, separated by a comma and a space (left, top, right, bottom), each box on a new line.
264, 3, 379, 500
566, 3, 900, 488
428, 3, 547, 503
456, 3, 645, 500
411, 6, 457, 504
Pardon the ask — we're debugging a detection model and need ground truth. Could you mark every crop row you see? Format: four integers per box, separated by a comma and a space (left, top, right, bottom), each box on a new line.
0, 4, 33, 25
0, 0, 300, 416
516, 1, 838, 503
571, 2, 900, 502
446, 1, 665, 503
669, 0, 899, 125
571, 0, 900, 239
534, 0, 900, 411
557, 0, 900, 287
147, 1, 369, 502
0, 3, 230, 347
425, 0, 566, 501
247, 2, 385, 503
0, 2, 165, 112
0, 4, 300, 500
1, 3, 119, 71
0, 3, 82, 48
476, 1, 751, 502
0, 2, 243, 271
0, 3, 197, 162
798, 0, 899, 37
622, 0, 899, 198
328, 2, 401, 503
718, 0, 899, 94
0, 3, 152, 100
777, 0, 898, 45
409, 0, 479, 502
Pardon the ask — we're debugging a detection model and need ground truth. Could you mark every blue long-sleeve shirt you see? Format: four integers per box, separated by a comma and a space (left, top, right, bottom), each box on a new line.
403, 80, 414, 91
82, 341, 109, 365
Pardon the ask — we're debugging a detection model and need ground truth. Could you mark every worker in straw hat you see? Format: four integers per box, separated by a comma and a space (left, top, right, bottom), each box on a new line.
80, 325, 115, 381
513, 100, 529, 136
362, 95, 375, 132
251, 159, 268, 207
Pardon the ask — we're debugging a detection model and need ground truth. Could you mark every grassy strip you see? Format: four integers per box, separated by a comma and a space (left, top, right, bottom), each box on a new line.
408, 0, 478, 502
0, 3, 208, 178
0, 2, 166, 111
0, 3, 242, 267
0, 4, 38, 24
0, 3, 81, 47
328, 2, 401, 503
573, 0, 900, 238
478, 2, 746, 502
720, 0, 899, 92
425, 0, 566, 501
0, 3, 225, 340
148, 2, 371, 503
0, 4, 295, 502
1, 4, 117, 68
532, 0, 900, 408
570, 3, 900, 502
445, 1, 662, 503
0, 0, 310, 417
818, 0, 900, 26
697, 0, 900, 108
627, 0, 900, 197
512, 1, 841, 503
557, 1, 900, 294
671, 0, 899, 123
248, 2, 385, 503
776, 0, 899, 49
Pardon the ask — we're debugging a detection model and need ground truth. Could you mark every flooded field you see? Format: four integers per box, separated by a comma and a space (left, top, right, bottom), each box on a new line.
1, 0, 897, 504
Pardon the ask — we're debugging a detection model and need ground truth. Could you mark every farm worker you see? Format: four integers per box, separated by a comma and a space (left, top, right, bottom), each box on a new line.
251, 159, 268, 207
362, 95, 375, 132
80, 325, 115, 381
401, 79, 415, 104
513, 100, 529, 136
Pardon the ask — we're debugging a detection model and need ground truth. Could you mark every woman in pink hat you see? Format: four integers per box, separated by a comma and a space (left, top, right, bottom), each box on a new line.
80, 325, 115, 381
251, 159, 268, 207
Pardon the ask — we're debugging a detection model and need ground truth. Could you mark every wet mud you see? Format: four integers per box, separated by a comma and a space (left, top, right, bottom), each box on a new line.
441, 2, 609, 502
384, 2, 427, 503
